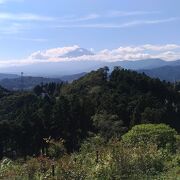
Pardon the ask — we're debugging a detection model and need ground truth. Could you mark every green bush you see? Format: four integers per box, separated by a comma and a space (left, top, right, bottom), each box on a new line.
175, 135, 180, 153
56, 155, 88, 180
26, 158, 40, 179
56, 137, 167, 179
122, 124, 177, 152
0, 124, 179, 179
26, 156, 52, 179
44, 138, 66, 159
0, 158, 26, 179
92, 140, 166, 179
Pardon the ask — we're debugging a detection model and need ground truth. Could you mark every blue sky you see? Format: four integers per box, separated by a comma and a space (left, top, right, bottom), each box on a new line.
0, 0, 180, 65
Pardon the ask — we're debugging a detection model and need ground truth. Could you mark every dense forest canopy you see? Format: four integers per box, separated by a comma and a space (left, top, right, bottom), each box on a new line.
0, 67, 180, 158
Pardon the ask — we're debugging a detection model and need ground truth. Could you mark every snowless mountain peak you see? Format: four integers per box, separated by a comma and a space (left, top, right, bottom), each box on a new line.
61, 47, 94, 58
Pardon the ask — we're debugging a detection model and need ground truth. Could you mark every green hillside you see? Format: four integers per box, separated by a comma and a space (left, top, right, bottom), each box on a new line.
0, 67, 179, 179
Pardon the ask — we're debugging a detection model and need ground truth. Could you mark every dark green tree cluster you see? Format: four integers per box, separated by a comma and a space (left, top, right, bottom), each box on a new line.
0, 67, 180, 158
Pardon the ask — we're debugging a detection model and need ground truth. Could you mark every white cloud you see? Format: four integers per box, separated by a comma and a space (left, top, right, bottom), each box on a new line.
2, 16, 176, 35
60, 14, 100, 22
0, 0, 23, 4
142, 44, 180, 51
0, 13, 54, 21
0, 13, 54, 34
29, 45, 80, 59
107, 10, 160, 17
27, 44, 180, 62
0, 22, 26, 34
59, 11, 160, 23
153, 51, 180, 61
57, 17, 179, 29
0, 44, 180, 68
11, 37, 48, 42
105, 44, 180, 54
0, 10, 178, 35
116, 17, 179, 28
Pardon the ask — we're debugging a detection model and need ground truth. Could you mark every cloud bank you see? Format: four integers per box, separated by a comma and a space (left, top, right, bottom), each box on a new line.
0, 44, 180, 68
28, 44, 180, 62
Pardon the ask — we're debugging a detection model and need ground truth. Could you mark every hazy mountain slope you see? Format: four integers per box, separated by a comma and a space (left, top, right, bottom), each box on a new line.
60, 72, 87, 82
139, 65, 180, 82
0, 76, 62, 90
1, 58, 180, 78
0, 85, 10, 98
0, 73, 19, 80
108, 59, 169, 70
0, 61, 107, 76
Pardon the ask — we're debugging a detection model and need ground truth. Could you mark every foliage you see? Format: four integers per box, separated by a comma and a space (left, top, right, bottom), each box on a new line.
122, 124, 178, 152
0, 126, 179, 179
44, 137, 66, 158
0, 67, 180, 158
0, 158, 26, 179
92, 112, 127, 139
0, 68, 180, 179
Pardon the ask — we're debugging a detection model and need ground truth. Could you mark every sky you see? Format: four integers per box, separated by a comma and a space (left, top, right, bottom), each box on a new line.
0, 0, 180, 67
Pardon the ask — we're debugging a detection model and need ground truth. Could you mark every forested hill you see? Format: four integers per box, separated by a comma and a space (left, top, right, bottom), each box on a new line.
0, 76, 62, 90
0, 86, 10, 98
0, 67, 180, 158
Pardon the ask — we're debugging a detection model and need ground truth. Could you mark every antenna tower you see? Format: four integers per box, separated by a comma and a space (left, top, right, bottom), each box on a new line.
21, 72, 24, 91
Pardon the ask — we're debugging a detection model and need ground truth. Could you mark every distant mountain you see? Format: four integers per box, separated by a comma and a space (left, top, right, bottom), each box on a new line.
0, 76, 62, 90
2, 61, 178, 87
1, 58, 180, 78
108, 58, 168, 70
0, 61, 106, 76
168, 60, 180, 66
60, 72, 87, 82
62, 48, 94, 58
0, 73, 19, 80
139, 65, 180, 82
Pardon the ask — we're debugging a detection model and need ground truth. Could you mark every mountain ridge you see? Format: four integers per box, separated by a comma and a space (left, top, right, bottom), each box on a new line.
1, 58, 180, 83
1, 58, 179, 76
139, 65, 180, 82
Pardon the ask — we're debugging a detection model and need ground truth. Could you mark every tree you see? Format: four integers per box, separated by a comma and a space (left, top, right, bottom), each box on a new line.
92, 112, 127, 139
33, 85, 43, 96
141, 107, 164, 123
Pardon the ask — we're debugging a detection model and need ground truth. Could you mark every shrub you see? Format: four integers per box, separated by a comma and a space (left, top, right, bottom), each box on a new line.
44, 137, 66, 159
26, 158, 40, 179
26, 156, 52, 179
56, 155, 88, 179
122, 124, 177, 152
175, 135, 180, 153
95, 140, 166, 179
0, 158, 25, 179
